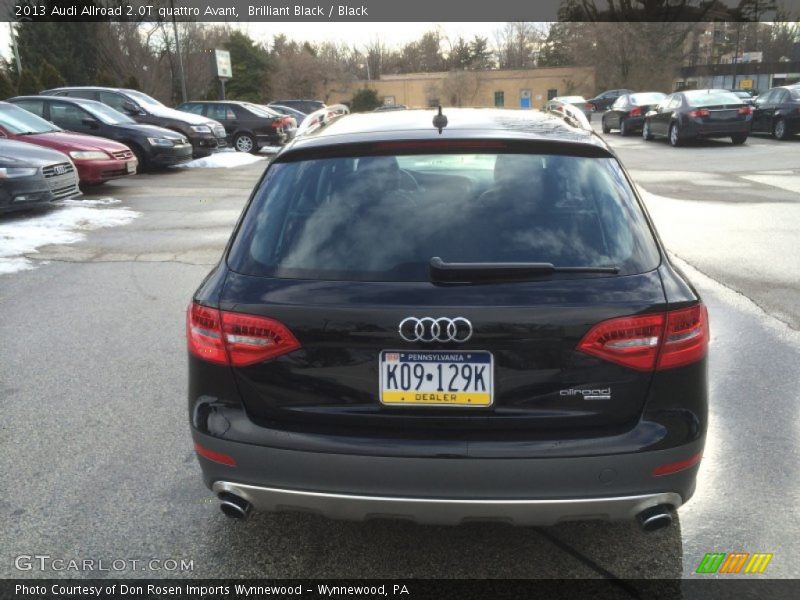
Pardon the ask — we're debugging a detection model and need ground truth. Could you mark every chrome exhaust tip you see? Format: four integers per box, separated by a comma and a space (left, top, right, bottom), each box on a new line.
637, 504, 674, 532
219, 493, 252, 520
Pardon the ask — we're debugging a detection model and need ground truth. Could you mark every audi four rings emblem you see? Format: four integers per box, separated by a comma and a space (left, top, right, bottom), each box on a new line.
398, 317, 473, 343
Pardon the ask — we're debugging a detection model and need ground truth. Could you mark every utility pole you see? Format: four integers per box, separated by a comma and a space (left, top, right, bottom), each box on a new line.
9, 22, 22, 74
731, 23, 741, 89
170, 0, 188, 103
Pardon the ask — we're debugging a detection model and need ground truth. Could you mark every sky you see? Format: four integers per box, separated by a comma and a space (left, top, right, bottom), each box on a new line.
1, 22, 512, 62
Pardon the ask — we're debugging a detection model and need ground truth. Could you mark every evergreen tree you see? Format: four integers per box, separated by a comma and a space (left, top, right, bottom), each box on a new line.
39, 61, 66, 90
0, 70, 16, 100
17, 69, 42, 95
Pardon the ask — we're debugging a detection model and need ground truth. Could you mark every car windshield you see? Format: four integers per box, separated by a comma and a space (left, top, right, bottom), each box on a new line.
0, 104, 61, 134
123, 90, 164, 109
83, 102, 135, 125
228, 152, 661, 281
684, 91, 743, 106
630, 92, 666, 105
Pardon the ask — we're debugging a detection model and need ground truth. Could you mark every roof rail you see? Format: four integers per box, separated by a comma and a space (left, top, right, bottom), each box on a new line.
296, 104, 350, 137
544, 101, 593, 132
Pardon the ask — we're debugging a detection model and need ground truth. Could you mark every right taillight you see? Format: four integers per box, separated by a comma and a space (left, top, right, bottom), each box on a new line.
687, 108, 710, 118
187, 302, 301, 367
577, 304, 708, 371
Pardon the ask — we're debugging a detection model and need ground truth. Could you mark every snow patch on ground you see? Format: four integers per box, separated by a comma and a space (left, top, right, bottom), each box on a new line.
174, 149, 268, 169
0, 200, 140, 275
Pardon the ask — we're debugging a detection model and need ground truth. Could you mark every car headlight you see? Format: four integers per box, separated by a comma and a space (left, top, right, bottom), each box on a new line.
147, 137, 174, 147
190, 125, 211, 133
0, 167, 38, 178
69, 151, 109, 160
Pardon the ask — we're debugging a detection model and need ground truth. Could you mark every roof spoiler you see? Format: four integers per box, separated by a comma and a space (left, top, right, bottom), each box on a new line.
296, 104, 350, 137
544, 101, 593, 132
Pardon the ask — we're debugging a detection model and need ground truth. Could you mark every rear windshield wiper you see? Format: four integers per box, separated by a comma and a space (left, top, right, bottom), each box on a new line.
429, 256, 620, 284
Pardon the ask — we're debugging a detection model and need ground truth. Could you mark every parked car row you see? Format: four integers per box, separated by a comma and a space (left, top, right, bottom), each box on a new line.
0, 87, 330, 214
599, 85, 800, 145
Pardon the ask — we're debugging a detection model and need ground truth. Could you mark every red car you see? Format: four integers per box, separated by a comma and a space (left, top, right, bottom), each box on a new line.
0, 102, 136, 185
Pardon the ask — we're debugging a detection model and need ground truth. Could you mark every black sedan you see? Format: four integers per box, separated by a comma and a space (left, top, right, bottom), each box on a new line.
751, 86, 800, 140
0, 139, 80, 214
602, 92, 666, 136
176, 101, 287, 153
587, 88, 634, 112
8, 96, 193, 170
643, 89, 752, 146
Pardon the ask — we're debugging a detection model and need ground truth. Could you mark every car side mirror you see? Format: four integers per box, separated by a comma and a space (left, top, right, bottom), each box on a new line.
122, 101, 141, 115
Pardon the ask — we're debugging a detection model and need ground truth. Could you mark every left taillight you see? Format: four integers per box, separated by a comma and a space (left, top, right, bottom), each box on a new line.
577, 304, 709, 371
629, 106, 642, 117
187, 302, 301, 367
737, 106, 752, 115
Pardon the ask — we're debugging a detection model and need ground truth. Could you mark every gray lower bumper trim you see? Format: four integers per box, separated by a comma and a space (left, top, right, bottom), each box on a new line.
212, 481, 682, 526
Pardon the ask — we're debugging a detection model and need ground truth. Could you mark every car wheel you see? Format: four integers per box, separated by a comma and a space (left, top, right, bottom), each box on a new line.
773, 118, 789, 140
234, 133, 256, 153
619, 119, 629, 136
642, 120, 654, 141
668, 123, 683, 147
128, 143, 148, 172
731, 133, 748, 145
601, 118, 610, 134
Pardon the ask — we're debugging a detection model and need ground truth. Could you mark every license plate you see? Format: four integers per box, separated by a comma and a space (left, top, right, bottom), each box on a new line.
126, 161, 136, 173
379, 350, 493, 407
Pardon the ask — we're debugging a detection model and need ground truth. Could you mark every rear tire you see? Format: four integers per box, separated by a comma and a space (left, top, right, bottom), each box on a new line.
731, 133, 748, 145
773, 118, 789, 140
601, 118, 610, 134
619, 118, 629, 136
668, 123, 683, 147
234, 133, 257, 153
642, 120, 654, 141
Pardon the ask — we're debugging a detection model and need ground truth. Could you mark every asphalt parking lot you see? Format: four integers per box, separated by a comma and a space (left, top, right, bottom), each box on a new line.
1, 128, 799, 588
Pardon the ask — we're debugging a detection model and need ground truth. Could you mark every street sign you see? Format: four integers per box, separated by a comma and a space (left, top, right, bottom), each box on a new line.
214, 49, 232, 80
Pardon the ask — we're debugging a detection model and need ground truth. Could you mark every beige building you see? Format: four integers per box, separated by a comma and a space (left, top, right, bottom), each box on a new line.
327, 66, 596, 110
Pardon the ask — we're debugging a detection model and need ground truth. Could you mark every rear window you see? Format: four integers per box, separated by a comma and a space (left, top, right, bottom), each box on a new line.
228, 152, 660, 281
630, 93, 665, 105
683, 91, 743, 106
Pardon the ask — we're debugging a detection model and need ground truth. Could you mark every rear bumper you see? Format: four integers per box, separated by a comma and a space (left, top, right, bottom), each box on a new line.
193, 428, 703, 525
684, 120, 750, 138
213, 481, 682, 526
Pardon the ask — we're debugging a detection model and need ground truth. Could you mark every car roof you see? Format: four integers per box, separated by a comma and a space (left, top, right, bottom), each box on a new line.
13, 94, 112, 109
281, 108, 610, 156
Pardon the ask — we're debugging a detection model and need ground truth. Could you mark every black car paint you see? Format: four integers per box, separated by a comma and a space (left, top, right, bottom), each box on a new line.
9, 96, 193, 170
644, 91, 751, 144
0, 139, 79, 213
751, 86, 800, 139
588, 89, 634, 112
176, 101, 286, 151
40, 87, 227, 158
268, 99, 325, 115
602, 93, 666, 135
188, 109, 707, 522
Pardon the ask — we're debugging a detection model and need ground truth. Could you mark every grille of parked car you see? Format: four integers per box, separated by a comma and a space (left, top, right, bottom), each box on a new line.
111, 150, 134, 161
42, 162, 80, 199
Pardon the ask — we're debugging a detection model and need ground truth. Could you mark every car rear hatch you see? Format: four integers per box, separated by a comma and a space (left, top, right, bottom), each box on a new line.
207, 142, 673, 436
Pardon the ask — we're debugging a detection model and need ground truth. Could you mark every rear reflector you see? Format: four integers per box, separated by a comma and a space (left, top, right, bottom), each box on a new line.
194, 441, 237, 467
577, 304, 708, 371
652, 452, 702, 477
187, 302, 301, 367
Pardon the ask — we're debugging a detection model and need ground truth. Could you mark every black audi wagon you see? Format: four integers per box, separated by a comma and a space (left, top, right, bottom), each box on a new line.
188, 107, 708, 530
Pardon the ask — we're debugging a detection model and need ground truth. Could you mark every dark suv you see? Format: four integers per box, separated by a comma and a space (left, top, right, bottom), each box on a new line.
188, 108, 708, 530
41, 87, 227, 158
176, 101, 287, 152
